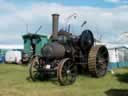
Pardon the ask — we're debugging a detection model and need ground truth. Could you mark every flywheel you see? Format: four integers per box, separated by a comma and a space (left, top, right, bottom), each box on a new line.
80, 30, 94, 53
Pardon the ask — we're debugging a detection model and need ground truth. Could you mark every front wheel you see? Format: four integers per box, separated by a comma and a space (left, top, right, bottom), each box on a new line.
57, 58, 77, 86
29, 56, 40, 81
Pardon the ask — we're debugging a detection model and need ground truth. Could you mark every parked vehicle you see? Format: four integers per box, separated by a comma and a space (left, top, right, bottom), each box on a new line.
5, 50, 22, 64
22, 33, 48, 63
0, 55, 5, 63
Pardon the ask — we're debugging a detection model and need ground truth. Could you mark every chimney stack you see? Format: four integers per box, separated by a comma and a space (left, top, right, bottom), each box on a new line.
52, 14, 59, 40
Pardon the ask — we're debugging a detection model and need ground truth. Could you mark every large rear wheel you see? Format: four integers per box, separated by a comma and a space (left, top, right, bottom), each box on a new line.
57, 58, 77, 85
88, 45, 109, 77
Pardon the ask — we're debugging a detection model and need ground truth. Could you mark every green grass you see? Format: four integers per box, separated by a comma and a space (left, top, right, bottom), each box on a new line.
0, 64, 128, 96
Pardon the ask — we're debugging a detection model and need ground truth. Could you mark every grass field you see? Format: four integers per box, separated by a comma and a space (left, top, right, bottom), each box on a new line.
0, 64, 128, 96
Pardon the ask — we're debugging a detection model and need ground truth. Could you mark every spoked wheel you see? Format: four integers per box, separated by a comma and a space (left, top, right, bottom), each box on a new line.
29, 56, 40, 81
57, 58, 77, 86
88, 45, 109, 77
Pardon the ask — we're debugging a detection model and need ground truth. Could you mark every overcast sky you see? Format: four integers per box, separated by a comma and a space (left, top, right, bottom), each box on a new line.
0, 0, 128, 44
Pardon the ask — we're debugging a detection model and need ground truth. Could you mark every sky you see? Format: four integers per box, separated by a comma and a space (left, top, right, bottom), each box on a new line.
0, 0, 128, 44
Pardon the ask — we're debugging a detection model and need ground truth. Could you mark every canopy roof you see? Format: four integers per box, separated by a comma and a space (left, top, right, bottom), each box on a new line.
23, 33, 47, 39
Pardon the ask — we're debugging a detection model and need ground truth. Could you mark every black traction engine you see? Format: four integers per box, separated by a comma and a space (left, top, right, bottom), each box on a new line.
29, 14, 109, 85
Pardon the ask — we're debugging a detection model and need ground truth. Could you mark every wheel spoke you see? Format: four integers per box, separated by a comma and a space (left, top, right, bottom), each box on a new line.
99, 50, 108, 57
68, 63, 74, 69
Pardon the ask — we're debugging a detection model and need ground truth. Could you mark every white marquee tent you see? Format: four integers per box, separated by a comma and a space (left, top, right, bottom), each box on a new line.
0, 44, 23, 50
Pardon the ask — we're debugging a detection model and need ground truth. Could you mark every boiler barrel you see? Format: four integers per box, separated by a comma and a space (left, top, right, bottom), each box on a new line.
42, 42, 65, 59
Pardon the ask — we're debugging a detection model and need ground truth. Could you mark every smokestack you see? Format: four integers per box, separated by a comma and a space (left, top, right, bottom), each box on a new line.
52, 14, 59, 40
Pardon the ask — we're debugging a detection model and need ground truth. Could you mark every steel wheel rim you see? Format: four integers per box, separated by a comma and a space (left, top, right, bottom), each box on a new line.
58, 58, 77, 85
88, 45, 109, 77
29, 56, 40, 81
96, 46, 109, 76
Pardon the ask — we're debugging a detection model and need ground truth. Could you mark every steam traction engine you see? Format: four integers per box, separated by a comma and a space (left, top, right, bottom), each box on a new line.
29, 14, 109, 85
